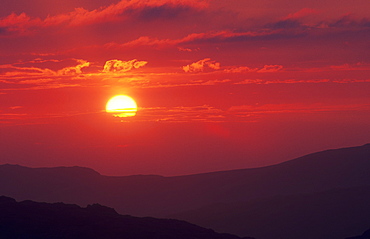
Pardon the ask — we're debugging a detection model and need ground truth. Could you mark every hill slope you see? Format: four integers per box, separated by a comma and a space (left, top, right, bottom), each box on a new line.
0, 144, 369, 217
346, 228, 370, 239
170, 186, 370, 239
0, 144, 369, 239
0, 196, 246, 239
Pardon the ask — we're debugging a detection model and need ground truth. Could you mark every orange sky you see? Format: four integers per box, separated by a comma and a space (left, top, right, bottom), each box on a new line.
1, 0, 369, 176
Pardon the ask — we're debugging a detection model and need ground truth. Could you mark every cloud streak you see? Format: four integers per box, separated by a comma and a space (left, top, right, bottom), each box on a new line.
103, 14, 370, 52
0, 59, 90, 78
181, 58, 284, 74
0, 0, 208, 37
282, 8, 320, 20
224, 65, 284, 73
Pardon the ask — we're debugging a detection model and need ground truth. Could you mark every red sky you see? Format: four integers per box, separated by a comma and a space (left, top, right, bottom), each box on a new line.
1, 0, 369, 176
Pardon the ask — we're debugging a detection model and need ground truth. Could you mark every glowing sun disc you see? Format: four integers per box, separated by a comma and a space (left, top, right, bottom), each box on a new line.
106, 95, 137, 117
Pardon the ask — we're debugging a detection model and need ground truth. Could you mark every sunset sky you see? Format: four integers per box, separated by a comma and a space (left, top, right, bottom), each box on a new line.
1, 0, 369, 176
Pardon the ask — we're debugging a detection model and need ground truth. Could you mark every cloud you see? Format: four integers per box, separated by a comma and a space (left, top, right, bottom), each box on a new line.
333, 62, 370, 70
182, 59, 283, 74
58, 60, 90, 75
102, 59, 148, 73
138, 105, 225, 122
109, 36, 174, 49
0, 13, 42, 36
137, 102, 370, 123
329, 15, 370, 28
0, 0, 208, 36
234, 79, 331, 85
123, 1, 207, 21
100, 12, 369, 51
229, 103, 370, 115
257, 65, 284, 73
332, 79, 370, 83
282, 8, 320, 20
268, 19, 303, 29
200, 79, 231, 85
0, 59, 90, 78
112, 29, 306, 50
224, 66, 258, 73
223, 65, 283, 73
18, 78, 54, 84
183, 58, 220, 73
297, 62, 370, 73
234, 79, 264, 85
0, 58, 92, 90
178, 47, 199, 52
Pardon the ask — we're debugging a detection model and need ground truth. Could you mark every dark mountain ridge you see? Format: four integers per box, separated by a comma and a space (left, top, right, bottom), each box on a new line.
0, 144, 370, 239
171, 185, 370, 239
347, 228, 370, 239
0, 196, 246, 239
0, 143, 369, 217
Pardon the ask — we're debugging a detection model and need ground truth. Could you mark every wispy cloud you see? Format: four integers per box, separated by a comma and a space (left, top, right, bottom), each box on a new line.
0, 58, 91, 90
225, 65, 284, 73
0, 59, 90, 79
182, 57, 285, 74
282, 8, 320, 20
136, 105, 226, 122
294, 62, 370, 73
257, 65, 284, 73
328, 14, 370, 28
101, 13, 370, 52
0, 57, 152, 90
129, 102, 370, 123
229, 103, 370, 116
114, 30, 288, 48
0, 0, 208, 37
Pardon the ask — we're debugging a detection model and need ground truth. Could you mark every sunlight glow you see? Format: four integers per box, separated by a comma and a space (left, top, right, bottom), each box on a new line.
106, 95, 137, 117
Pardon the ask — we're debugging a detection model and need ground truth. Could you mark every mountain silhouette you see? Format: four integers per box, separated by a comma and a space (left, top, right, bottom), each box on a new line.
1, 144, 369, 216
346, 228, 370, 239
171, 186, 370, 239
0, 143, 369, 238
168, 143, 370, 239
0, 196, 247, 239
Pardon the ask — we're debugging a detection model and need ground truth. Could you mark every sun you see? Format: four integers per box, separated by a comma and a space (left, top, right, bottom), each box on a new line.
106, 95, 138, 117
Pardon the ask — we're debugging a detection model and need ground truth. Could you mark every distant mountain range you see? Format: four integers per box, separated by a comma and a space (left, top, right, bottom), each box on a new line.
0, 196, 246, 239
171, 186, 370, 239
0, 143, 369, 239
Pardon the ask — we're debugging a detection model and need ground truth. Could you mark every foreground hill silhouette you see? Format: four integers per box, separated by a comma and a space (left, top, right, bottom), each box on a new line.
346, 228, 370, 239
0, 143, 369, 238
0, 196, 246, 239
